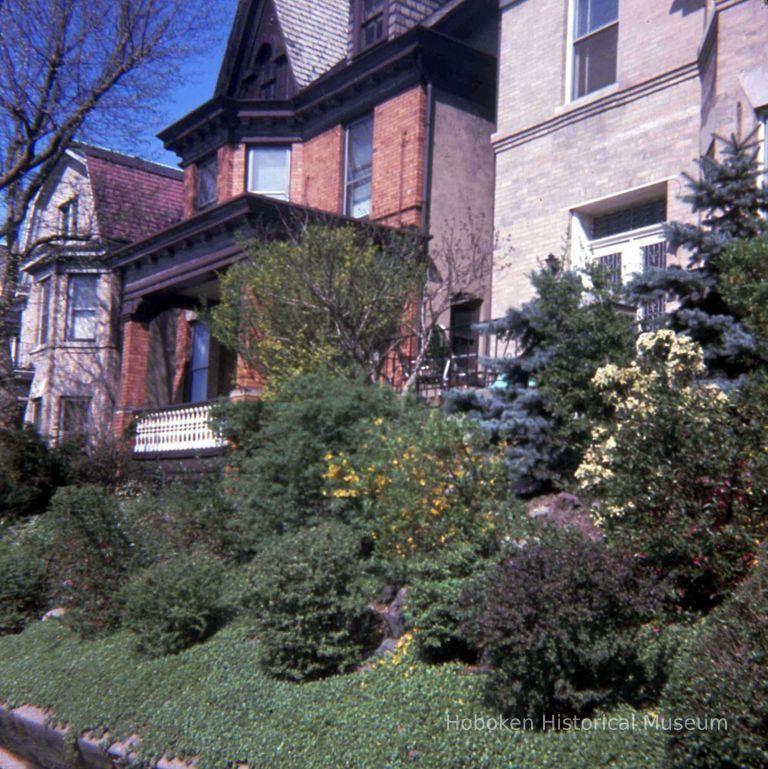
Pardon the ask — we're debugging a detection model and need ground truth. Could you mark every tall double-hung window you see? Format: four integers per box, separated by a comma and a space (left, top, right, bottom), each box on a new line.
66, 274, 99, 341
344, 115, 374, 219
572, 0, 619, 100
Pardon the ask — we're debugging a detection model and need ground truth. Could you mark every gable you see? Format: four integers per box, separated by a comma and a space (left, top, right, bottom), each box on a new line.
216, 0, 347, 99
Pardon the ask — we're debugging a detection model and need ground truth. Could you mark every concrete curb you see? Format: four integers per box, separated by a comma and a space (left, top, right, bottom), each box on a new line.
0, 703, 197, 769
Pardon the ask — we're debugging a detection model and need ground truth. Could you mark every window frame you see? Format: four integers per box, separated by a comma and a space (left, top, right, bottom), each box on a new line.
189, 322, 211, 404
246, 145, 292, 200
37, 277, 52, 347
58, 396, 91, 443
354, 0, 389, 55
196, 153, 219, 210
59, 196, 79, 237
569, 0, 619, 102
344, 114, 374, 219
65, 273, 99, 342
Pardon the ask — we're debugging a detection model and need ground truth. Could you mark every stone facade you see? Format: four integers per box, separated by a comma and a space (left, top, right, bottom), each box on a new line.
492, 0, 768, 315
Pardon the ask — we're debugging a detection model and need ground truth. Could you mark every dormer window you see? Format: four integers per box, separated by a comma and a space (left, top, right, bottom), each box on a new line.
355, 0, 388, 53
59, 197, 78, 237
240, 44, 288, 100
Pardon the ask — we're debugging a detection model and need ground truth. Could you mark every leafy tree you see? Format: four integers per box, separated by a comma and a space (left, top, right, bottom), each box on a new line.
210, 222, 425, 385
446, 263, 634, 495
626, 134, 768, 376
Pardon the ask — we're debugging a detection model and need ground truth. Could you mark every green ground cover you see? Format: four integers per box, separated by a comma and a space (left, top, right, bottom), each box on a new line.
0, 621, 665, 769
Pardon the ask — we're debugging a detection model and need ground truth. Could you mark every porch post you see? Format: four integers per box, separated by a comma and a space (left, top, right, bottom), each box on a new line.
112, 314, 151, 440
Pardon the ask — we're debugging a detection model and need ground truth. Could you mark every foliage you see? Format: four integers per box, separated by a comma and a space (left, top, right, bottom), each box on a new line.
122, 552, 229, 657
45, 485, 136, 636
210, 223, 425, 384
447, 265, 634, 495
52, 437, 137, 489
661, 550, 768, 769
0, 622, 667, 769
324, 407, 508, 559
626, 134, 768, 376
238, 522, 376, 682
0, 426, 61, 525
230, 371, 402, 541
209, 398, 263, 456
460, 534, 659, 722
576, 330, 767, 613
0, 530, 49, 635
404, 545, 491, 663
719, 233, 768, 345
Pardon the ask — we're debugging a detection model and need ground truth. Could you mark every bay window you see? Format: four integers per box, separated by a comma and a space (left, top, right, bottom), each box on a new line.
344, 115, 374, 219
66, 274, 98, 341
247, 146, 291, 200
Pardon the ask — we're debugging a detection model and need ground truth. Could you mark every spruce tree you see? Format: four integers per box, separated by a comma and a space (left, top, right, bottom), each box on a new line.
445, 263, 634, 495
626, 134, 768, 376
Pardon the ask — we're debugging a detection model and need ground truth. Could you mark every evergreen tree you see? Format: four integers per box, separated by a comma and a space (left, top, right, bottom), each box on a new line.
445, 263, 634, 495
626, 134, 768, 376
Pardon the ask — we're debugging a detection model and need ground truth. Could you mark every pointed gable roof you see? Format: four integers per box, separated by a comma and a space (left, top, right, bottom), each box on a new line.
273, 0, 348, 88
217, 0, 348, 98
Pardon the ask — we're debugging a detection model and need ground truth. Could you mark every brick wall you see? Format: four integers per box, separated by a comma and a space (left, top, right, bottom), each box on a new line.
294, 126, 344, 212
235, 354, 265, 392
371, 86, 426, 227
217, 144, 248, 203
182, 166, 196, 219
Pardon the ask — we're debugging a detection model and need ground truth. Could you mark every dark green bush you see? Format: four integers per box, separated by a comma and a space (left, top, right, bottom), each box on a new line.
460, 534, 660, 722
122, 552, 229, 656
0, 534, 49, 634
231, 371, 402, 539
46, 485, 136, 636
240, 521, 379, 681
405, 545, 491, 663
0, 426, 60, 525
661, 551, 768, 769
52, 437, 137, 489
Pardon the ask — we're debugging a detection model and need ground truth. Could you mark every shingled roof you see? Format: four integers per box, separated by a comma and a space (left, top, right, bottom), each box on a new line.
73, 144, 184, 245
273, 0, 348, 88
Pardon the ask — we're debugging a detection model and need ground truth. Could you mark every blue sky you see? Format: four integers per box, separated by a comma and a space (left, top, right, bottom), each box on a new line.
140, 0, 239, 168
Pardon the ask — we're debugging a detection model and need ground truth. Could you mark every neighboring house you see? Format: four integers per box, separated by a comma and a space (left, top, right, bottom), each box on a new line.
112, 0, 499, 457
16, 144, 183, 445
492, 0, 768, 317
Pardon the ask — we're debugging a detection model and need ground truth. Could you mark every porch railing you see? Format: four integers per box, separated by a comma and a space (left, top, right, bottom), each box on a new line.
133, 401, 226, 455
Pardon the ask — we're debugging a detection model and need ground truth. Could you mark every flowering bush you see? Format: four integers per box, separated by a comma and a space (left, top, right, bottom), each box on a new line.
324, 409, 507, 559
576, 330, 767, 613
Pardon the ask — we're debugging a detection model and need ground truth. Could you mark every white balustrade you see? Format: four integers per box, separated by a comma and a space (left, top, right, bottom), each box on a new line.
133, 403, 226, 455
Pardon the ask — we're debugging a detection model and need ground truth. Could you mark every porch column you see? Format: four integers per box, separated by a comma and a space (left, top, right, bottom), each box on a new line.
230, 354, 265, 401
112, 315, 151, 439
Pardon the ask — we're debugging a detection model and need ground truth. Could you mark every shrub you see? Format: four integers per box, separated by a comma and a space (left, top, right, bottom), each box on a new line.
0, 426, 61, 525
661, 550, 768, 769
46, 485, 136, 636
324, 408, 507, 559
52, 437, 137, 489
239, 522, 378, 681
576, 331, 767, 613
232, 371, 402, 539
0, 533, 49, 635
460, 534, 659, 722
404, 545, 490, 663
122, 552, 229, 656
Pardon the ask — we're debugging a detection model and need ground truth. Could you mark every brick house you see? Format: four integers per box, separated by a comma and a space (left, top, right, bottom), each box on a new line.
16, 144, 183, 444
114, 0, 499, 457
492, 0, 768, 317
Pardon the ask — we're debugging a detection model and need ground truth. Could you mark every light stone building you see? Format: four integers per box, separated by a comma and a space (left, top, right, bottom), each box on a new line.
492, 0, 768, 316
17, 145, 183, 444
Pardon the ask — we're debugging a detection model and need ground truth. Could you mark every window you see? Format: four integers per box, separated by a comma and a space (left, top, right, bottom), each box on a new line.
59, 197, 78, 237
28, 397, 43, 434
356, 0, 387, 52
572, 0, 618, 100
344, 115, 374, 219
189, 323, 211, 403
759, 112, 768, 189
450, 298, 482, 378
58, 397, 91, 442
37, 278, 51, 346
196, 154, 218, 209
66, 274, 98, 341
247, 146, 291, 200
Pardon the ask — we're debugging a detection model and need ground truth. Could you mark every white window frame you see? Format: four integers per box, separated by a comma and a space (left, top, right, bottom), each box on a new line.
37, 277, 52, 347
65, 273, 99, 342
247, 146, 291, 200
344, 114, 374, 219
568, 0, 619, 102
758, 111, 768, 191
59, 196, 78, 237
196, 154, 218, 209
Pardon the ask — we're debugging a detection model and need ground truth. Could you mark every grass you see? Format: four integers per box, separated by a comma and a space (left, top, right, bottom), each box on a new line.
0, 622, 666, 769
